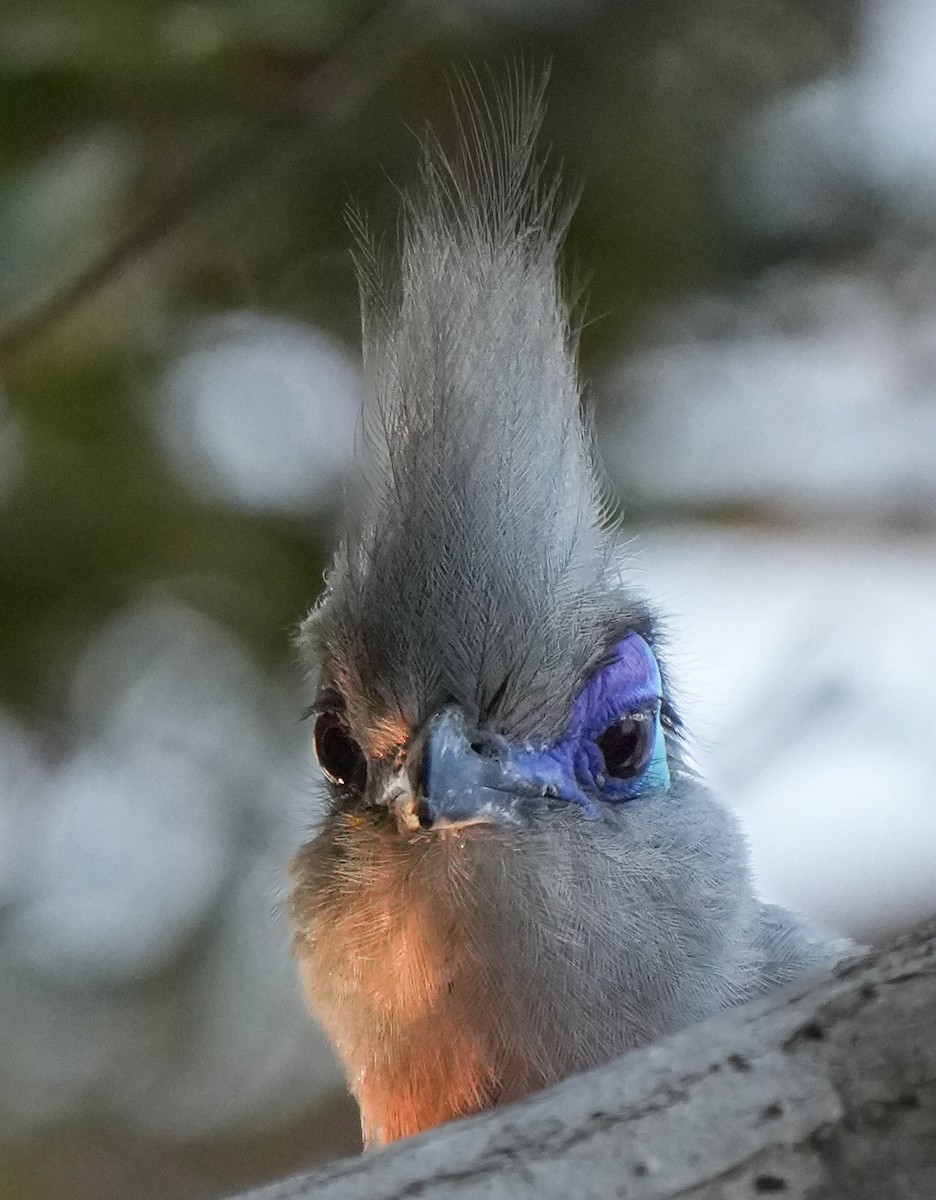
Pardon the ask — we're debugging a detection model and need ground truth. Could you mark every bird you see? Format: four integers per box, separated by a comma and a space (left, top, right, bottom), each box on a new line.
288, 73, 845, 1149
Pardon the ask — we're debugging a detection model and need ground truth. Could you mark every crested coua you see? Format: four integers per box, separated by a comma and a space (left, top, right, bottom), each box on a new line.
289, 77, 842, 1147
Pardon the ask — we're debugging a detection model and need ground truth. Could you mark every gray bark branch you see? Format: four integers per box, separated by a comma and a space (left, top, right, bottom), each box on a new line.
236, 914, 936, 1200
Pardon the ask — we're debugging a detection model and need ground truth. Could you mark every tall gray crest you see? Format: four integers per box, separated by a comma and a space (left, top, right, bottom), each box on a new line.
304, 73, 631, 746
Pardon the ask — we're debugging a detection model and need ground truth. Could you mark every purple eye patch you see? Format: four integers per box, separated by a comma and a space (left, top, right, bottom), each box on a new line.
562, 632, 664, 745
508, 632, 669, 816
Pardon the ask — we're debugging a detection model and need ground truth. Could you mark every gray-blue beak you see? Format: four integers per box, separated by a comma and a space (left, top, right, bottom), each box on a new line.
382, 706, 582, 831
420, 707, 525, 828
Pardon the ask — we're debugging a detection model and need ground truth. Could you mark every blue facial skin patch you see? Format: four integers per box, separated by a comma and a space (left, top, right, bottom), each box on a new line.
501, 633, 671, 818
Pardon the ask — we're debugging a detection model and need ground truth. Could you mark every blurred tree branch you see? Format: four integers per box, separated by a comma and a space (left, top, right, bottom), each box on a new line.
0, 0, 433, 363
234, 914, 936, 1200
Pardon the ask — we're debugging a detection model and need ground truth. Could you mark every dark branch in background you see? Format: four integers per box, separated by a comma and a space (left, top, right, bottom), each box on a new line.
232, 914, 936, 1200
0, 0, 434, 363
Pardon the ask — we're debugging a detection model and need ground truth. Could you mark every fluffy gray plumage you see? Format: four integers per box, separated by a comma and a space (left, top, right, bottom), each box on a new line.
290, 74, 844, 1148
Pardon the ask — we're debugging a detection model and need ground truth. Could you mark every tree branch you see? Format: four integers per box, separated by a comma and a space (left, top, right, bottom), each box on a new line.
234, 913, 936, 1200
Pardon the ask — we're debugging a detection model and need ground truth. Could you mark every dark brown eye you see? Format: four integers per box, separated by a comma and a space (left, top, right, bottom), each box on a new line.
596, 712, 655, 780
314, 712, 367, 790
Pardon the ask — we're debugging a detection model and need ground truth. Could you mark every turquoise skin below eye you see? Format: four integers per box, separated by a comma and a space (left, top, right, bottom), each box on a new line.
641, 719, 671, 791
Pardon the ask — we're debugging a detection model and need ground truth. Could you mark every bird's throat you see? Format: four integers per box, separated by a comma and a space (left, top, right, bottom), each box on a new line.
289, 813, 560, 1144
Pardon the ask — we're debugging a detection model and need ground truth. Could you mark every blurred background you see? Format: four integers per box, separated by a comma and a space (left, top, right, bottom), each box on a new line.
1, 0, 935, 1196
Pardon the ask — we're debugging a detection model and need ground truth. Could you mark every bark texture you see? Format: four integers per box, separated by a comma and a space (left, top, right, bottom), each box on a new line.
235, 914, 936, 1200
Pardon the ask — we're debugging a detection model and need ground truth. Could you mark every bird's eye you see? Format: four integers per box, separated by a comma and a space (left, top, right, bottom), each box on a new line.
314, 712, 367, 790
595, 711, 656, 781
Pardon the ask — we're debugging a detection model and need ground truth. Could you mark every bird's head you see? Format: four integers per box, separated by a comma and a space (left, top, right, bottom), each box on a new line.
297, 77, 682, 839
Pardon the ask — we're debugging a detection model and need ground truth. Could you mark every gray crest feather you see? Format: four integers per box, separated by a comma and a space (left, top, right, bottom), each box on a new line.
303, 71, 631, 743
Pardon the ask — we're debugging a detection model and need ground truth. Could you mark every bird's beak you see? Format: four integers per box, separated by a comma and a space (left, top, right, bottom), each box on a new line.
385, 707, 573, 833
